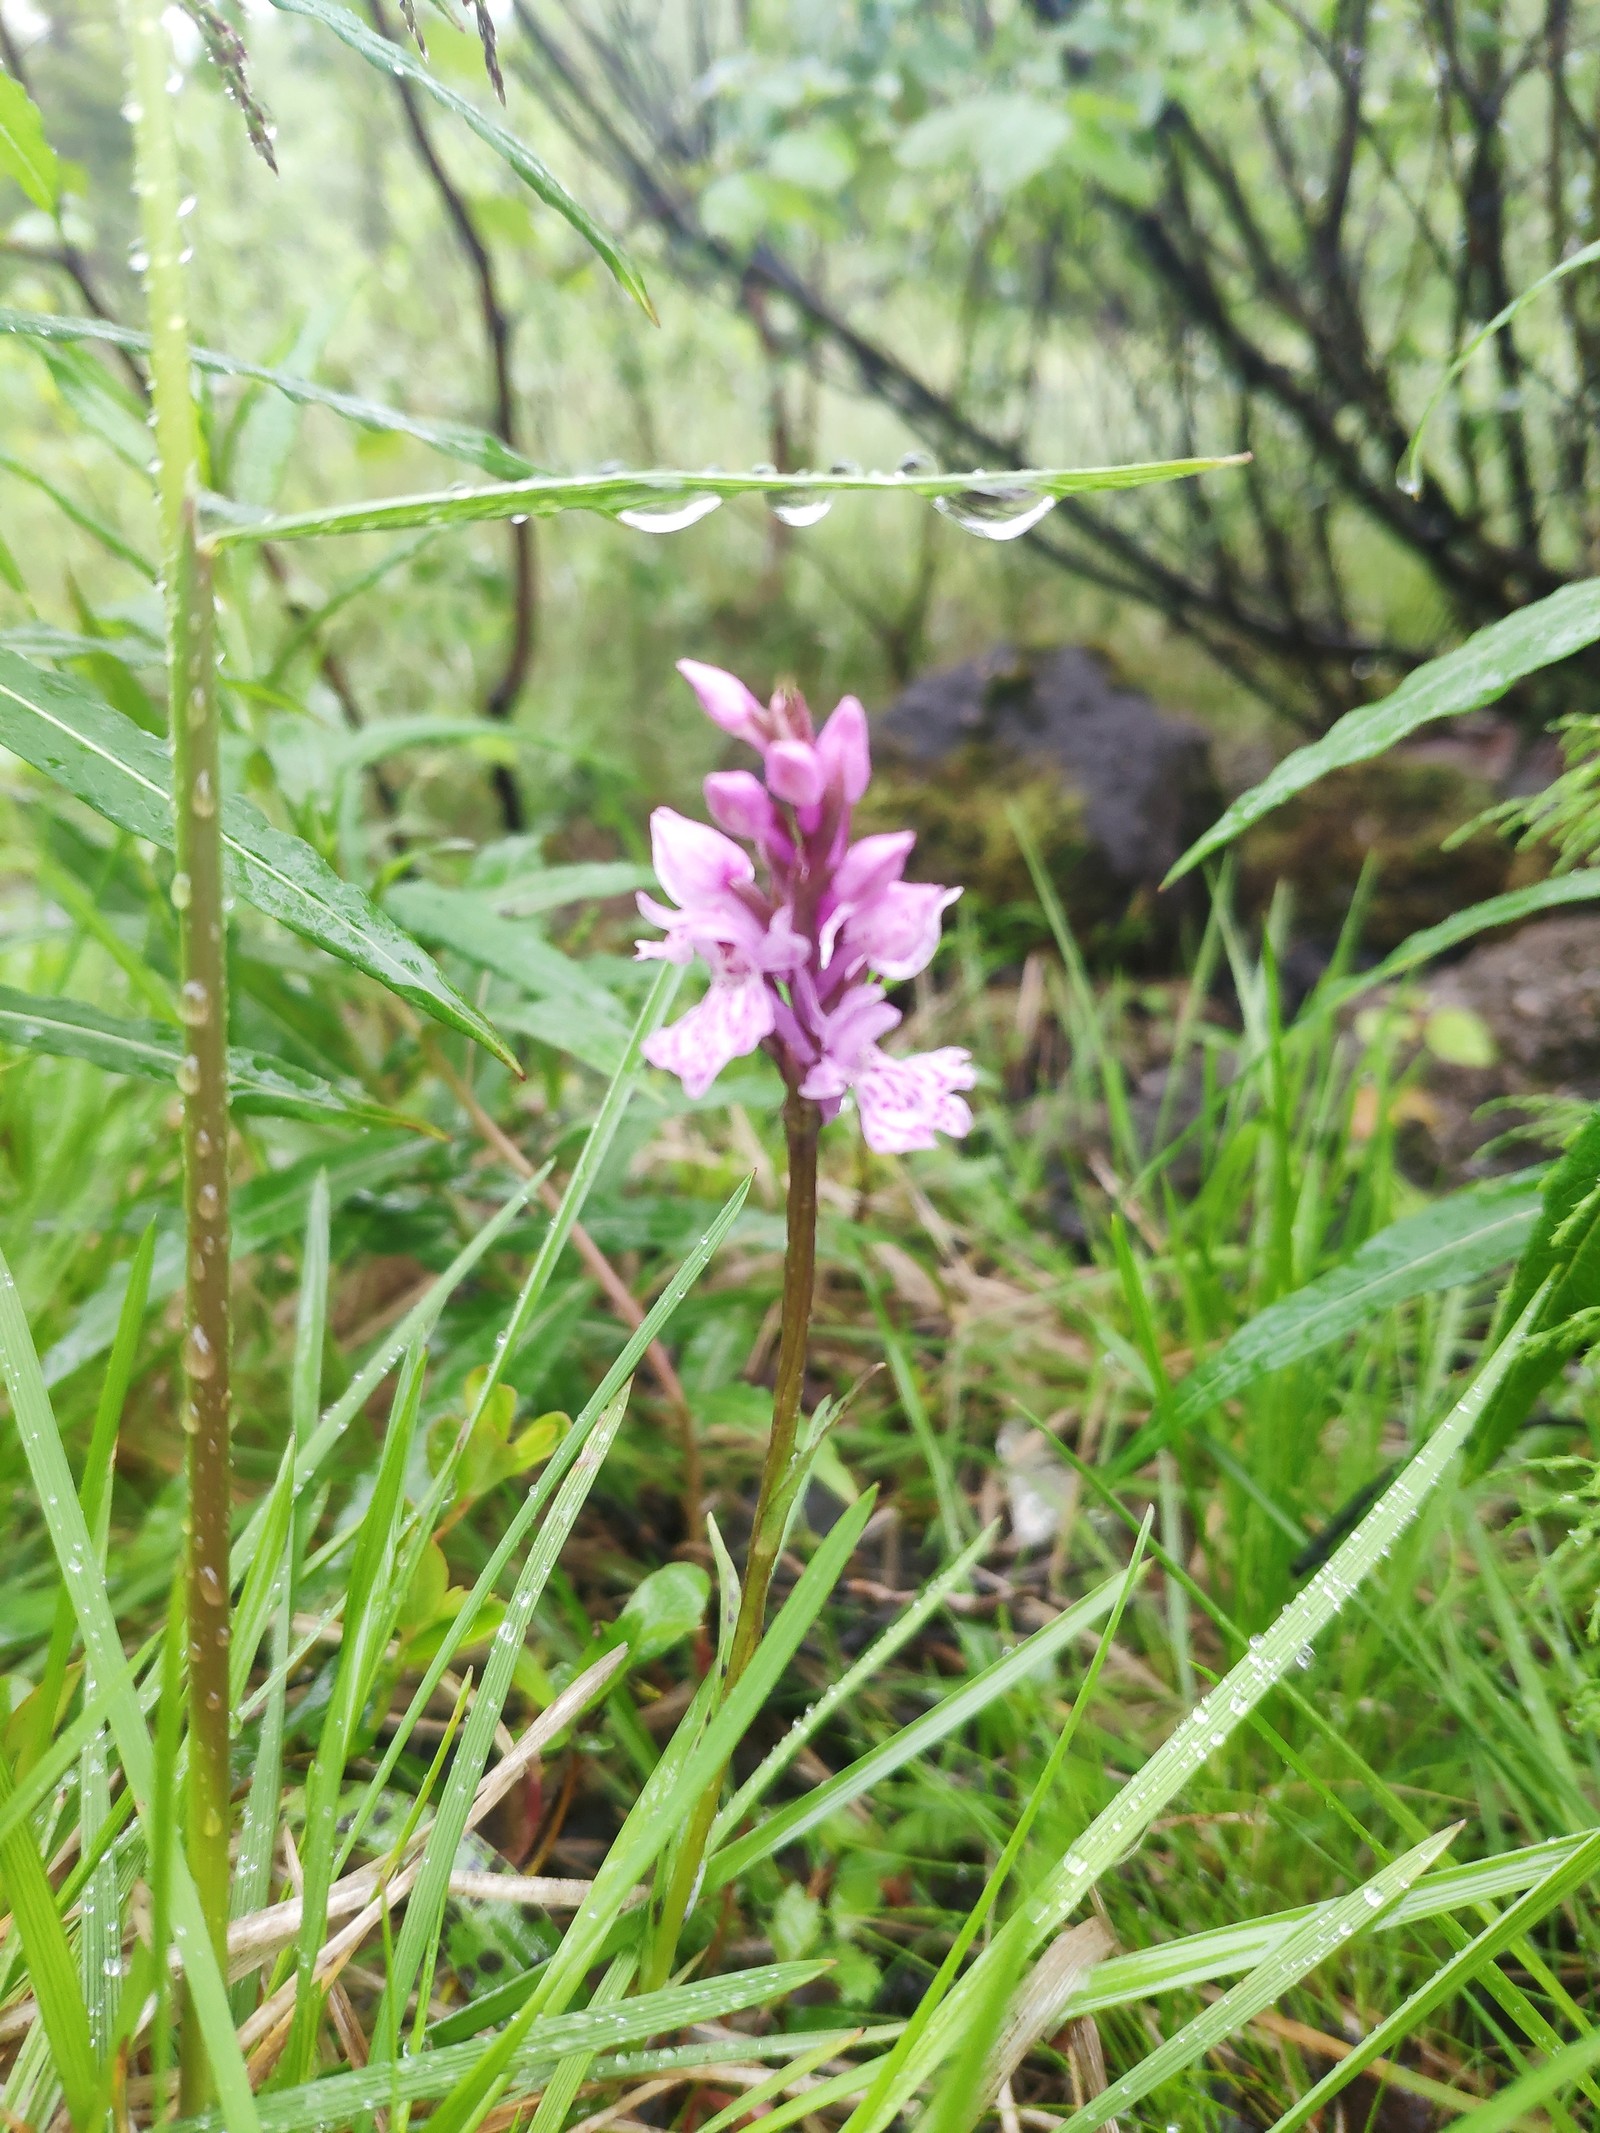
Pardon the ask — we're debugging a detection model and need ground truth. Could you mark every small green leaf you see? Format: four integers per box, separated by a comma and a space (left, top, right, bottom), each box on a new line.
611, 1562, 710, 1666
1423, 1005, 1497, 1067
0, 69, 59, 211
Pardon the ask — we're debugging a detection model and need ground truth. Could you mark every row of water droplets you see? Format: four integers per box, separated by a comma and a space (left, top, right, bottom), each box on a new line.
605, 453, 1059, 541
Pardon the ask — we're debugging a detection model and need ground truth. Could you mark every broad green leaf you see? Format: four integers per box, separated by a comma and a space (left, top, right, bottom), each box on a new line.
176, 1965, 828, 2133
206, 453, 1247, 546
1267, 1826, 1600, 2133
1168, 577, 1600, 882
1114, 1171, 1544, 1473
706, 1572, 1123, 1889
1058, 1828, 1462, 2133
0, 70, 58, 210
0, 308, 538, 481
0, 647, 514, 1065
267, 0, 653, 318
0, 983, 428, 1129
843, 1296, 1542, 2127
0, 1251, 262, 2132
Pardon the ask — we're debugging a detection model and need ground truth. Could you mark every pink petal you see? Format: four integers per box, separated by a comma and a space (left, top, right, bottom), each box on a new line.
816, 696, 871, 804
765, 739, 826, 809
807, 981, 901, 1079
834, 831, 913, 900
677, 659, 769, 749
649, 807, 754, 910
642, 970, 775, 1100
705, 770, 781, 848
846, 881, 960, 982
853, 1045, 976, 1154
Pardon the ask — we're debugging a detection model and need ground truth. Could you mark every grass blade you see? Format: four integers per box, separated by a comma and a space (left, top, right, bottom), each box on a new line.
842, 1288, 1543, 2124
1058, 1827, 1463, 2133
1116, 1170, 1544, 1472
1266, 1826, 1600, 2133
0, 1740, 97, 2131
1168, 577, 1600, 882
0, 1248, 262, 2132
206, 456, 1249, 546
0, 983, 429, 1128
0, 647, 514, 1064
706, 1570, 1125, 1889
267, 0, 652, 314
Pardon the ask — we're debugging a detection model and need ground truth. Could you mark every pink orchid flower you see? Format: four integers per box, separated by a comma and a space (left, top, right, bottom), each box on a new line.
636, 661, 975, 1153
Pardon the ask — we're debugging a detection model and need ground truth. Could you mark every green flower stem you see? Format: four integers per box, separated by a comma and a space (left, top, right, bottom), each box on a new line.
650, 1090, 820, 1983
122, 0, 233, 2101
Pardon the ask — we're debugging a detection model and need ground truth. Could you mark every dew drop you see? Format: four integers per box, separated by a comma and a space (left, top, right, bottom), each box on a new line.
768, 474, 832, 529
1397, 466, 1423, 499
191, 769, 216, 818
197, 1561, 225, 1607
1294, 1644, 1315, 1670
197, 1181, 221, 1222
195, 1127, 211, 1157
934, 482, 1057, 541
184, 1323, 217, 1380
898, 450, 937, 478
510, 512, 530, 525
616, 494, 721, 533
179, 979, 210, 1027
829, 458, 861, 479
1362, 1885, 1385, 1908
103, 1955, 128, 1979
128, 248, 150, 275
176, 1053, 201, 1096
178, 194, 197, 218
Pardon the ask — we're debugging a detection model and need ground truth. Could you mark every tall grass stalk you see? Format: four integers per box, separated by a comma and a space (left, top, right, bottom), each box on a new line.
121, 0, 233, 2096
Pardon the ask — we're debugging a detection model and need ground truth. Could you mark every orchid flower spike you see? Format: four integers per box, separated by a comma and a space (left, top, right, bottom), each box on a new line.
636, 660, 975, 1153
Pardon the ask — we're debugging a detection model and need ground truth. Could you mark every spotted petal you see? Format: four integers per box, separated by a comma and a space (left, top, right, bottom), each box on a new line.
853, 1045, 976, 1154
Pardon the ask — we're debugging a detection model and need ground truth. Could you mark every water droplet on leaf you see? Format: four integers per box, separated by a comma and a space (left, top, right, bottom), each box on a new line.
934, 483, 1057, 541
616, 494, 721, 533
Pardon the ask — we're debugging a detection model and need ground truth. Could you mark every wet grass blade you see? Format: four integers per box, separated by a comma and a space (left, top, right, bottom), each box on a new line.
0, 647, 514, 1064
1265, 1826, 1600, 2133
205, 456, 1249, 546
839, 1289, 1542, 2125
706, 1571, 1124, 1889
0, 309, 541, 480
0, 983, 430, 1128
0, 1739, 97, 2131
0, 1248, 262, 2132
1116, 1170, 1544, 1472
1058, 1827, 1463, 2133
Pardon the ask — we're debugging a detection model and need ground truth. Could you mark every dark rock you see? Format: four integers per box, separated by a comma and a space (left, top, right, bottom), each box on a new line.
867, 644, 1222, 965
